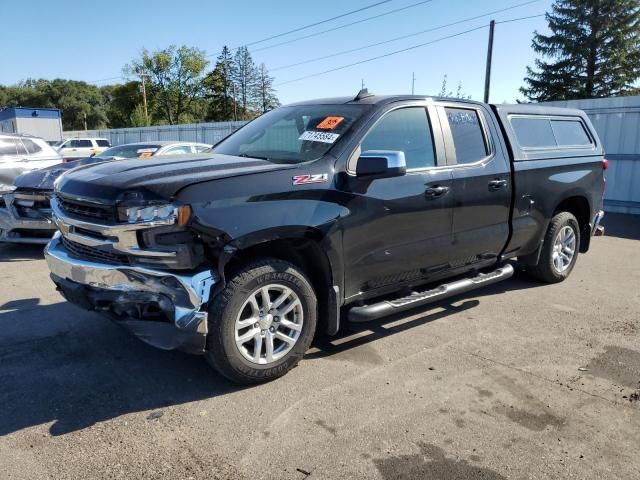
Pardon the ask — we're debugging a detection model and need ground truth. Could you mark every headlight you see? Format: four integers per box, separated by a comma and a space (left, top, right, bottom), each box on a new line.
125, 204, 175, 223
122, 204, 191, 225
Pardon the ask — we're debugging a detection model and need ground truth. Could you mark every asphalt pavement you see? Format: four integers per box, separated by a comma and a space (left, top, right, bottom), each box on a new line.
1, 213, 639, 479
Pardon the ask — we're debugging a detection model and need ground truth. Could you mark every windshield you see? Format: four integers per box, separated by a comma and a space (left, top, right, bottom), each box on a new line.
213, 104, 369, 163
98, 144, 161, 159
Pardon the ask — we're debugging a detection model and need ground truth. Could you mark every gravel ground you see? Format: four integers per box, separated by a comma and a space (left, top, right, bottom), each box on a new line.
1, 213, 639, 480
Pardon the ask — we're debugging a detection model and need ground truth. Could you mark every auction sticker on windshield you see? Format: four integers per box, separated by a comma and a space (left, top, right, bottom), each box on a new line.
316, 116, 344, 130
299, 131, 340, 144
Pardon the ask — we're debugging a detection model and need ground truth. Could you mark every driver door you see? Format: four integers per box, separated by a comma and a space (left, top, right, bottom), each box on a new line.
340, 104, 455, 301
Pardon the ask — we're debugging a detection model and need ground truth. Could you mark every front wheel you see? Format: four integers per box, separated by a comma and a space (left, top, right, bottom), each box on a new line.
527, 212, 580, 283
205, 258, 317, 384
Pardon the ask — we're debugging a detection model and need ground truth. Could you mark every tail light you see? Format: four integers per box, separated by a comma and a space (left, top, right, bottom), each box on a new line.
603, 158, 609, 170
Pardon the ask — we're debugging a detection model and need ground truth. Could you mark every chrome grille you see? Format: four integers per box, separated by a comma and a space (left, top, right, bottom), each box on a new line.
61, 236, 129, 265
57, 196, 117, 223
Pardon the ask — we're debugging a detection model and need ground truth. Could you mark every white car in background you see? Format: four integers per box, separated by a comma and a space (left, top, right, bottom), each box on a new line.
0, 133, 62, 188
96, 141, 212, 159
57, 137, 111, 160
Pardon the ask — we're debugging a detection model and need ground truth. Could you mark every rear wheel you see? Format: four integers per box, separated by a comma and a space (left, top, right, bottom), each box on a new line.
205, 258, 317, 384
527, 212, 580, 283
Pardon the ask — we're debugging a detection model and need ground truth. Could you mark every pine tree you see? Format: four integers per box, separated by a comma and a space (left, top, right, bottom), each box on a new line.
522, 0, 640, 101
204, 46, 237, 121
257, 63, 280, 113
232, 46, 259, 119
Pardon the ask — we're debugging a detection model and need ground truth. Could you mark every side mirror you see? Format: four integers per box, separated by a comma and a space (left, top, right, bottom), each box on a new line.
356, 150, 407, 178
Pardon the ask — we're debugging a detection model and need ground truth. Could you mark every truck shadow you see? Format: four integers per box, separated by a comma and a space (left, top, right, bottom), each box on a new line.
0, 299, 243, 437
307, 275, 540, 360
0, 243, 46, 262
0, 276, 537, 438
602, 213, 640, 240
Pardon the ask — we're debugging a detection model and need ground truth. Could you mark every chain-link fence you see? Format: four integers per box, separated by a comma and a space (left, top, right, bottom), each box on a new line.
63, 121, 248, 146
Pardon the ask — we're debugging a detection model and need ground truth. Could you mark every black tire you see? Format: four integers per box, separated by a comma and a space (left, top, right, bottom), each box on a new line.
205, 258, 317, 384
528, 212, 580, 284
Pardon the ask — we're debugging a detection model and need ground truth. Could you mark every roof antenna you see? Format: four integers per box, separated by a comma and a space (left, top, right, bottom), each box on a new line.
354, 88, 374, 101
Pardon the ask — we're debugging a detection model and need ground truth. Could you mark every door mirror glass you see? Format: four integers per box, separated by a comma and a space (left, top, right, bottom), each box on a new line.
356, 150, 406, 178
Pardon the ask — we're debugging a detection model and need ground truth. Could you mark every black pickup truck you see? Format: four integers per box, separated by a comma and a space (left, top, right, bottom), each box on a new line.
45, 91, 605, 384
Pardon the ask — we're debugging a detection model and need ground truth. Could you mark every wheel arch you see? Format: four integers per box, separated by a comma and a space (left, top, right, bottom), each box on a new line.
216, 227, 342, 335
553, 195, 591, 252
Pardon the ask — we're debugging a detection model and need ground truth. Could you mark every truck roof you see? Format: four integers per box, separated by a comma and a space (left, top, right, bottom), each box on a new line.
288, 93, 589, 118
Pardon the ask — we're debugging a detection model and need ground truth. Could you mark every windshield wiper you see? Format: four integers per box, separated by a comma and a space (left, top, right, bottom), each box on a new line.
237, 153, 271, 161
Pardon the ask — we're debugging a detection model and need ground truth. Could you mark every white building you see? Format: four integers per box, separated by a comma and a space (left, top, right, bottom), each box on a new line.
0, 107, 63, 142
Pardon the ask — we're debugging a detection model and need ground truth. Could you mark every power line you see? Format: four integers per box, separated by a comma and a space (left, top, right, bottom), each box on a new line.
243, 0, 393, 48
251, 0, 435, 53
277, 25, 488, 86
89, 0, 432, 83
271, 0, 541, 72
276, 14, 545, 86
495, 13, 545, 24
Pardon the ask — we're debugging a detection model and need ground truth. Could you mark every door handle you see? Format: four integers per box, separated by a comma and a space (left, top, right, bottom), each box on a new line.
425, 185, 450, 198
488, 179, 508, 191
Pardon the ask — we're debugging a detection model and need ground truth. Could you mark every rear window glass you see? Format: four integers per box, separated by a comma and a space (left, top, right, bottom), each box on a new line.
78, 140, 92, 147
444, 107, 489, 164
96, 139, 110, 147
0, 138, 18, 156
510, 116, 593, 148
551, 120, 592, 146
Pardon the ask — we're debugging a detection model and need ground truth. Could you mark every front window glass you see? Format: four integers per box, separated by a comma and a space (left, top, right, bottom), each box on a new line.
361, 107, 435, 169
214, 104, 370, 163
21, 139, 42, 154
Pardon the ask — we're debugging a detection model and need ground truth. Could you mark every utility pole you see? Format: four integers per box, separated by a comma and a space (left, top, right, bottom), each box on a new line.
411, 72, 416, 95
137, 70, 150, 126
83, 112, 87, 132
361, 79, 365, 89
232, 83, 238, 121
484, 20, 496, 104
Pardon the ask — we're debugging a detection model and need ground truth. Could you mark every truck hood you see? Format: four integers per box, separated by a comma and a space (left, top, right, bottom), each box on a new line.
55, 153, 296, 203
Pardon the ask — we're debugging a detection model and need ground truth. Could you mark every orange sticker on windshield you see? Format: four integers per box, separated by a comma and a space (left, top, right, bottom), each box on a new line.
138, 151, 153, 158
316, 116, 344, 130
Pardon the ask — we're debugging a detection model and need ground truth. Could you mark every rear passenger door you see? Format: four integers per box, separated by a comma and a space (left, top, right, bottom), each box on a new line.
437, 103, 511, 269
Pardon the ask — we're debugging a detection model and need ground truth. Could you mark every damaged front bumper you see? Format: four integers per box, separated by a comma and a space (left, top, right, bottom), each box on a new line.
0, 192, 57, 244
45, 232, 217, 354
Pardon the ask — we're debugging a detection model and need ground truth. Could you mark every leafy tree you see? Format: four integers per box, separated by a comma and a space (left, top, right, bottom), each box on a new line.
233, 46, 259, 119
257, 63, 280, 113
522, 0, 640, 101
125, 45, 209, 124
437, 75, 471, 99
0, 78, 108, 130
204, 46, 238, 121
100, 81, 144, 128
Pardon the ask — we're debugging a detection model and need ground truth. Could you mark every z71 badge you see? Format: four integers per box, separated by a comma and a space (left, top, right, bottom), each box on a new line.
292, 174, 329, 186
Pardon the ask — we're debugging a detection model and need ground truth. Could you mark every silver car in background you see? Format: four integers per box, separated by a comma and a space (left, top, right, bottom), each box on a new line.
0, 133, 62, 243
0, 140, 211, 244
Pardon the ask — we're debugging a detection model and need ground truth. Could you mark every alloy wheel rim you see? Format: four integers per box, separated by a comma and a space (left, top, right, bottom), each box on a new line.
552, 225, 576, 273
234, 283, 303, 365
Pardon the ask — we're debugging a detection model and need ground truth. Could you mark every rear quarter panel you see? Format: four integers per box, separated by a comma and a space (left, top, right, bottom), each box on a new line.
492, 105, 605, 257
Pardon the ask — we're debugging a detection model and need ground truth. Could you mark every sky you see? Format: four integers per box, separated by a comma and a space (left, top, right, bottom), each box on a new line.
0, 0, 553, 104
